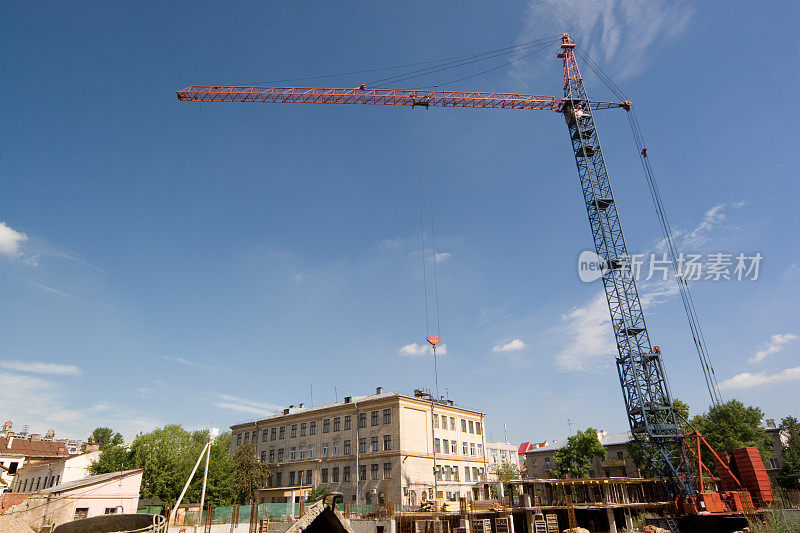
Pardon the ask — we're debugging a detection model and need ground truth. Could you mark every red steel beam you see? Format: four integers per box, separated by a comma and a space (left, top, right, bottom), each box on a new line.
176, 85, 626, 112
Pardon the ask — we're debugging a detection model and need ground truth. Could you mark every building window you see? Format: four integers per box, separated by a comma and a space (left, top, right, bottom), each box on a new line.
334, 417, 341, 431
469, 421, 474, 434
450, 417, 456, 430
343, 466, 351, 482
475, 422, 482, 435
244, 432, 249, 442
300, 423, 307, 436
308, 445, 315, 459
291, 425, 297, 438
434, 438, 441, 453
290, 447, 296, 460
299, 447, 305, 459
589, 469, 596, 477
277, 448, 284, 462
359, 465, 367, 481
279, 426, 286, 439
344, 440, 352, 455
472, 467, 480, 481
322, 443, 329, 458
344, 415, 351, 430
8, 462, 18, 475
358, 413, 367, 428
267, 474, 273, 487
435, 467, 442, 481
262, 429, 268, 442
461, 419, 467, 432
323, 419, 331, 433
237, 433, 242, 445
371, 464, 379, 480
770, 458, 780, 469
544, 457, 551, 469
453, 466, 459, 481
253, 431, 258, 441
359, 438, 366, 453
321, 469, 328, 483
104, 508, 118, 514
433, 414, 439, 428
269, 449, 275, 462
289, 471, 295, 486
617, 450, 624, 460
384, 435, 392, 451
74, 508, 89, 520
462, 442, 468, 455
444, 466, 451, 481
333, 443, 339, 456
451, 441, 457, 454
276, 472, 282, 486
383, 463, 392, 479
442, 439, 449, 453
531, 457, 537, 467
309, 421, 316, 435
371, 436, 379, 452
271, 428, 277, 440
477, 444, 483, 456
261, 451, 267, 462
306, 470, 312, 485
383, 409, 391, 424
371, 411, 379, 426
332, 467, 340, 482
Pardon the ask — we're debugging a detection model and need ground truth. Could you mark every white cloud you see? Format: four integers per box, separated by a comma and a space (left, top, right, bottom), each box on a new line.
434, 252, 451, 263
719, 367, 800, 390
493, 339, 527, 352
213, 394, 281, 416
397, 342, 447, 357
0, 360, 82, 376
22, 279, 75, 300
555, 291, 616, 371
513, 0, 694, 86
0, 222, 28, 258
680, 201, 745, 249
750, 334, 798, 364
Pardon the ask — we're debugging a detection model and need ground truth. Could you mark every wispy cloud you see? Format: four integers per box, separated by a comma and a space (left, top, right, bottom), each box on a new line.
213, 394, 281, 416
0, 360, 82, 376
493, 339, 527, 353
0, 222, 28, 258
719, 366, 800, 390
21, 279, 76, 300
750, 334, 798, 364
434, 252, 451, 263
555, 291, 615, 371
397, 342, 447, 357
514, 0, 694, 86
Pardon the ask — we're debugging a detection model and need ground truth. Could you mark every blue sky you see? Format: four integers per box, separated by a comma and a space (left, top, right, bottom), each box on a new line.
1, 1, 798, 443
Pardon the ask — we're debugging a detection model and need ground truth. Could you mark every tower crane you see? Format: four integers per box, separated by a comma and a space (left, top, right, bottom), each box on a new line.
176, 34, 764, 511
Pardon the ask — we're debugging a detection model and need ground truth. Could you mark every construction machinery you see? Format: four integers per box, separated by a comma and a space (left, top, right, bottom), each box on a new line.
176, 34, 771, 522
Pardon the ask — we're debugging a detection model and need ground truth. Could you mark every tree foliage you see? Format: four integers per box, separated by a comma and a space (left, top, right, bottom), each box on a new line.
89, 425, 235, 507
690, 399, 772, 459
553, 427, 607, 479
88, 427, 124, 451
233, 441, 269, 504
777, 416, 800, 489
494, 460, 520, 481
306, 485, 330, 503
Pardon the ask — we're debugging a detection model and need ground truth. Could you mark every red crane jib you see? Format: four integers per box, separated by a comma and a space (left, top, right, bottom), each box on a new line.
176, 85, 626, 112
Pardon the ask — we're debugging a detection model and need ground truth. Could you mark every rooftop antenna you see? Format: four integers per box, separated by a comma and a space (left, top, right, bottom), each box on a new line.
310, 384, 313, 407
566, 418, 574, 436
334, 386, 338, 403
504, 422, 509, 443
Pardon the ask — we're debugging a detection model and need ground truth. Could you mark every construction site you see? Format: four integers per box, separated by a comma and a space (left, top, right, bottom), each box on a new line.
1, 3, 798, 533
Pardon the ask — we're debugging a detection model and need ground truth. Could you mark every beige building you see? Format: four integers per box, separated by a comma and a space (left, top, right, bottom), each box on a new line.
230, 387, 490, 507
485, 441, 520, 481
10, 450, 101, 494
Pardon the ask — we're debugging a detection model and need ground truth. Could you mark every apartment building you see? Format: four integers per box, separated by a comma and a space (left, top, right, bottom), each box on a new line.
485, 441, 520, 481
230, 387, 490, 507
524, 431, 640, 479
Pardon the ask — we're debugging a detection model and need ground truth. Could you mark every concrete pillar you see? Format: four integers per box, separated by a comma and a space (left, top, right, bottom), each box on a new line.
624, 509, 634, 531
505, 513, 516, 533
525, 511, 535, 533
606, 508, 617, 533
497, 482, 505, 499
290, 490, 296, 517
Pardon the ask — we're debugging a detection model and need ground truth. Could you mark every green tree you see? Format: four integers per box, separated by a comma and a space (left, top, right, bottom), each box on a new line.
553, 428, 607, 479
89, 445, 131, 474
691, 399, 772, 459
494, 460, 520, 481
88, 427, 124, 450
306, 485, 330, 503
233, 441, 269, 504
777, 416, 800, 489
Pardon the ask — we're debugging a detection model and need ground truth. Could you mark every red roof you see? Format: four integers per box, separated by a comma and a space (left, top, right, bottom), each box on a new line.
518, 442, 533, 455
0, 437, 69, 459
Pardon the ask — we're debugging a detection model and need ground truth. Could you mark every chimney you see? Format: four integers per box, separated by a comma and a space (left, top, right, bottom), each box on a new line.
344, 396, 352, 404
376, 387, 383, 395
299, 403, 304, 409
30, 434, 41, 442
289, 405, 295, 409
283, 408, 290, 415
7, 436, 13, 448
